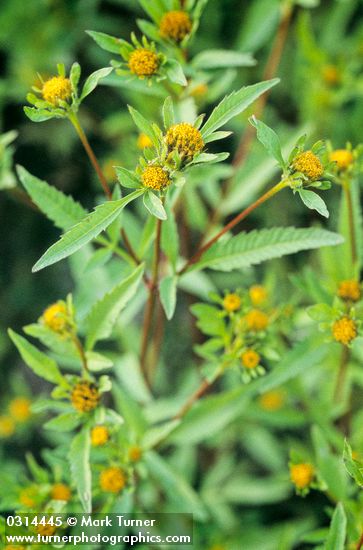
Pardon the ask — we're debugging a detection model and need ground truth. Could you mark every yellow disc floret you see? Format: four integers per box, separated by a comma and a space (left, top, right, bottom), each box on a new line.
0, 415, 15, 438
137, 133, 153, 149
42, 302, 68, 333
71, 381, 100, 413
159, 11, 192, 42
91, 425, 109, 447
330, 149, 354, 170
249, 285, 268, 306
332, 317, 357, 345
100, 467, 126, 493
259, 390, 285, 411
241, 349, 260, 369
128, 445, 142, 462
338, 280, 361, 302
42, 76, 72, 106
293, 151, 324, 181
245, 309, 269, 331
166, 123, 204, 161
322, 65, 340, 86
141, 165, 170, 190
51, 483, 71, 502
128, 49, 159, 78
223, 293, 241, 312
9, 397, 31, 422
290, 463, 314, 489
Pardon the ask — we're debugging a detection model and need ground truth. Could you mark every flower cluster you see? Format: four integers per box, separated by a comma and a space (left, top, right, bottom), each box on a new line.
0, 397, 32, 440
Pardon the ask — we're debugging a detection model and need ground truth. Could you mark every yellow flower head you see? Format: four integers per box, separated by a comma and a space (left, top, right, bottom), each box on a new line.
19, 487, 37, 508
9, 397, 31, 422
51, 483, 71, 502
241, 349, 260, 369
259, 390, 285, 411
223, 293, 241, 312
128, 49, 159, 78
337, 280, 361, 302
91, 425, 109, 447
290, 463, 314, 490
245, 309, 269, 332
36, 523, 56, 537
159, 11, 192, 42
42, 76, 72, 106
293, 151, 324, 181
322, 65, 340, 86
191, 83, 208, 98
137, 133, 153, 149
42, 302, 68, 333
128, 445, 142, 462
166, 122, 204, 161
100, 467, 126, 493
249, 285, 268, 306
0, 415, 15, 438
141, 165, 170, 190
330, 149, 354, 171
332, 317, 357, 346
71, 381, 100, 413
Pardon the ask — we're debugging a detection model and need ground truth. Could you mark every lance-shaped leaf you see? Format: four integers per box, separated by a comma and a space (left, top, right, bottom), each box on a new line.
17, 165, 87, 230
159, 275, 177, 320
86, 30, 128, 54
85, 264, 144, 350
32, 189, 143, 272
190, 227, 344, 272
200, 79, 279, 138
80, 67, 113, 100
249, 116, 286, 168
8, 329, 64, 385
192, 49, 256, 70
324, 503, 346, 550
69, 428, 92, 513
299, 189, 329, 218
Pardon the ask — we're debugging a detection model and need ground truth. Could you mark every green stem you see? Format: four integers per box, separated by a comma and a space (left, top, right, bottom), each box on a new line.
71, 334, 89, 375
342, 179, 357, 267
178, 179, 288, 275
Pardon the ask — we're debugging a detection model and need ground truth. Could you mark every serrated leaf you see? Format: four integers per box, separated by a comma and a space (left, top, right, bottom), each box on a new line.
192, 49, 256, 69
8, 329, 64, 385
32, 189, 143, 272
249, 116, 285, 168
324, 503, 346, 550
201, 79, 279, 138
69, 428, 92, 512
85, 264, 144, 349
191, 228, 344, 272
143, 190, 167, 220
343, 440, 363, 487
44, 412, 82, 432
17, 165, 87, 230
86, 30, 127, 54
80, 67, 113, 100
159, 275, 177, 320
299, 189, 329, 218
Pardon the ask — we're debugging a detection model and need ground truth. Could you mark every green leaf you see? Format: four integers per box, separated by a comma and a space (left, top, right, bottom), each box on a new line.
307, 303, 334, 322
311, 426, 347, 501
8, 329, 64, 385
143, 191, 167, 220
80, 67, 113, 100
23, 107, 56, 122
201, 79, 279, 138
17, 165, 87, 230
191, 227, 344, 272
249, 116, 285, 168
299, 189, 329, 218
86, 30, 127, 54
85, 351, 113, 371
138, 0, 164, 23
159, 275, 177, 320
192, 49, 256, 70
324, 503, 346, 550
85, 264, 144, 349
32, 190, 143, 272
162, 96, 174, 129
165, 60, 187, 86
68, 428, 92, 513
145, 451, 208, 521
112, 385, 147, 437
343, 440, 363, 487
128, 106, 159, 147
115, 166, 142, 189
44, 413, 82, 432
70, 62, 81, 91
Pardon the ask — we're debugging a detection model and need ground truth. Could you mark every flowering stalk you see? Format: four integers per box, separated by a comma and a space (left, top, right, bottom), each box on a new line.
341, 178, 357, 266
68, 112, 112, 199
174, 368, 223, 420
179, 179, 289, 275
71, 333, 89, 375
